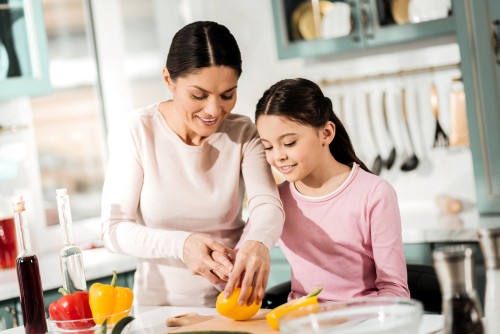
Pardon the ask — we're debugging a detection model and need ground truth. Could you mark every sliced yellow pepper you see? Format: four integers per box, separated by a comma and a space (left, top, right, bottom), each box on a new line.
89, 270, 134, 325
265, 287, 322, 330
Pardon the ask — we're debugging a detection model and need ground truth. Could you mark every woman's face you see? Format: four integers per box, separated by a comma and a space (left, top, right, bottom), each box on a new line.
256, 115, 327, 183
164, 66, 239, 145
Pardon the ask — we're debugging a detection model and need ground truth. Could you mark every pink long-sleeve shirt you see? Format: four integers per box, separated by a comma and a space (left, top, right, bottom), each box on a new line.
279, 163, 409, 301
101, 102, 284, 307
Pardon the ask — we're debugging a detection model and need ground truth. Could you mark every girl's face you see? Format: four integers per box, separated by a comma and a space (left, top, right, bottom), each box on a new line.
256, 115, 330, 183
163, 66, 238, 145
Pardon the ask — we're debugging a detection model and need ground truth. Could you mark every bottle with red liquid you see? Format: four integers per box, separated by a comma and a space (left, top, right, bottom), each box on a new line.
13, 196, 48, 334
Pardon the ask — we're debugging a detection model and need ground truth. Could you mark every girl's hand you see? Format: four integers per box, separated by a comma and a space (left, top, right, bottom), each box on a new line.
223, 240, 270, 306
183, 234, 234, 285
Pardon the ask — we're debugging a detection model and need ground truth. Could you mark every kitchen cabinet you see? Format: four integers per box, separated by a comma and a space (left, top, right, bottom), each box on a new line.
0, 270, 135, 329
0, 299, 19, 330
0, 0, 51, 100
454, 0, 500, 214
270, 0, 456, 60
268, 246, 291, 288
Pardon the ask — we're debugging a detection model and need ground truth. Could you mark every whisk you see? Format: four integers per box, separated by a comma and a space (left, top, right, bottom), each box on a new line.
431, 84, 449, 147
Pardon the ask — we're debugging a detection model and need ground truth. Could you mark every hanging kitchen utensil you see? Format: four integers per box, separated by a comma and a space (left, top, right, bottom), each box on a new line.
382, 92, 396, 169
400, 88, 420, 172
366, 93, 383, 175
449, 77, 469, 147
412, 81, 433, 176
430, 84, 450, 147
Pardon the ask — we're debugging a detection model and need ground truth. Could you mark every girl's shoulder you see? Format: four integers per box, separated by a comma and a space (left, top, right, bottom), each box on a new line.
352, 166, 397, 198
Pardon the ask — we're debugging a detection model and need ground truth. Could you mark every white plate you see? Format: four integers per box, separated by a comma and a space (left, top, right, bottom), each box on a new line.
0, 41, 9, 79
408, 0, 451, 23
321, 2, 351, 39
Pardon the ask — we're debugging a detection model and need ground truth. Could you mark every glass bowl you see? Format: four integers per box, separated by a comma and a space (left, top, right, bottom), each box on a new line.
279, 297, 423, 334
48, 308, 133, 333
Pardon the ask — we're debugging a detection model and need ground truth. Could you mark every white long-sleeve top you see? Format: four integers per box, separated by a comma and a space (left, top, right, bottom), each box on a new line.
101, 102, 284, 307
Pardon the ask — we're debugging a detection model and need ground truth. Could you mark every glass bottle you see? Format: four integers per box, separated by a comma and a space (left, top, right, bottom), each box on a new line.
13, 196, 48, 334
433, 246, 484, 334
56, 188, 87, 293
478, 227, 500, 334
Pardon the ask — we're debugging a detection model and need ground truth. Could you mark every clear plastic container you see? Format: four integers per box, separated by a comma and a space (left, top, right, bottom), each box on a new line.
279, 297, 423, 334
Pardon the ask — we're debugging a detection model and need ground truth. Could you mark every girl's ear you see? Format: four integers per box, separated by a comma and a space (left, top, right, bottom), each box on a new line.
321, 121, 336, 147
162, 67, 174, 91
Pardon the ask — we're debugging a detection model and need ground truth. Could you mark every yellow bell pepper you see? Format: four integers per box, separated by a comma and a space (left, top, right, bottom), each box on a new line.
265, 287, 322, 330
89, 270, 134, 325
216, 287, 262, 321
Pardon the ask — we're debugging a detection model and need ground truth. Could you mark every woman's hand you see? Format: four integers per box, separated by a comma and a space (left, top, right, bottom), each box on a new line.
212, 250, 234, 281
223, 240, 270, 306
183, 234, 234, 286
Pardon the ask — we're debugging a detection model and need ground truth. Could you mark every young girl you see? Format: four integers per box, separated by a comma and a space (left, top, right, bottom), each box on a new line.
255, 78, 409, 301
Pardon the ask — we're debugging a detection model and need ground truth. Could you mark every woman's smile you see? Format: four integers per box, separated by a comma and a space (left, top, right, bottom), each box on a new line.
196, 115, 219, 126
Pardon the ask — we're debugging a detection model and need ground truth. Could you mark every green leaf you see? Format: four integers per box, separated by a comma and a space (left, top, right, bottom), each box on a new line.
111, 316, 135, 334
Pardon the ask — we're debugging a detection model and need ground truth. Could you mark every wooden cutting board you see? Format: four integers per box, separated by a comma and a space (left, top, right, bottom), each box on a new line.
167, 309, 278, 333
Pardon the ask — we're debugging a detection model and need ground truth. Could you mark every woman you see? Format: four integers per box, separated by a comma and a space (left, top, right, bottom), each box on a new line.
101, 21, 284, 307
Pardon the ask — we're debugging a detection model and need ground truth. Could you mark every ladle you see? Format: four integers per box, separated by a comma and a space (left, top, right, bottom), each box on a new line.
400, 88, 419, 172
366, 93, 383, 175
381, 92, 396, 169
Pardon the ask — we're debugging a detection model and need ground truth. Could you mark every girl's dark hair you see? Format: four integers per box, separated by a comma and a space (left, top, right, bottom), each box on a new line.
255, 78, 371, 173
166, 21, 242, 80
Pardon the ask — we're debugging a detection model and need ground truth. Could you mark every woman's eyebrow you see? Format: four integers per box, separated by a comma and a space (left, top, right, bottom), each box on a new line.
189, 85, 238, 94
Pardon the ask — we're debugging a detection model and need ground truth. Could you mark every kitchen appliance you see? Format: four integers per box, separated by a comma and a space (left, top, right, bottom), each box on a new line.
433, 246, 484, 334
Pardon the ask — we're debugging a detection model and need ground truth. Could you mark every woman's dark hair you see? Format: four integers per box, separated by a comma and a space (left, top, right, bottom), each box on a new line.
255, 78, 371, 173
166, 21, 242, 80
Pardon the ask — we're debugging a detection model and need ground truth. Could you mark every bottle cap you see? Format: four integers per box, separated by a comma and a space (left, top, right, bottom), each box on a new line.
12, 195, 25, 213
56, 188, 68, 197
433, 246, 475, 296
478, 227, 500, 269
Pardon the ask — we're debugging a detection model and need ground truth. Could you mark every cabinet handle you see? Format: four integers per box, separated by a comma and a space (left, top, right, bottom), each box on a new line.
348, 1, 361, 42
361, 0, 374, 39
492, 20, 500, 65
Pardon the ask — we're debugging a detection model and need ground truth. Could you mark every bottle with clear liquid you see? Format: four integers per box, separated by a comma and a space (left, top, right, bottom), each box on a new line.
478, 227, 500, 334
56, 188, 87, 293
433, 246, 484, 334
13, 196, 48, 334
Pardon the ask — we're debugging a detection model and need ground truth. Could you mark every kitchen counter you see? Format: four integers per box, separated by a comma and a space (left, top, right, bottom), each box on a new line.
0, 306, 444, 333
0, 247, 137, 301
2, 207, 498, 303
399, 203, 485, 244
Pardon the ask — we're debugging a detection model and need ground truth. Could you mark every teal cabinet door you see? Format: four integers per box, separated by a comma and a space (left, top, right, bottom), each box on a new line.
0, 299, 19, 330
454, 0, 500, 213
0, 0, 51, 100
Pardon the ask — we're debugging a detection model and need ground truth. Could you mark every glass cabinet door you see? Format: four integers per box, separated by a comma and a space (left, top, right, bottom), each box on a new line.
271, 0, 364, 59
364, 0, 456, 48
0, 0, 51, 99
270, 0, 457, 60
